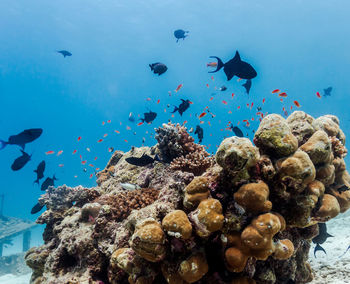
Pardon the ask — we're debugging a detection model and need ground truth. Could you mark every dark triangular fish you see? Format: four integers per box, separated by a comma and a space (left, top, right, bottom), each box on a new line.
323, 86, 332, 97
31, 202, 45, 214
208, 51, 257, 81
41, 175, 57, 191
194, 125, 204, 143
125, 153, 161, 167
242, 79, 252, 94
0, 128, 43, 150
57, 50, 72, 57
34, 160, 46, 185
149, 62, 167, 75
231, 125, 244, 137
174, 29, 189, 42
312, 223, 333, 257
141, 111, 157, 123
11, 150, 31, 171
171, 99, 190, 116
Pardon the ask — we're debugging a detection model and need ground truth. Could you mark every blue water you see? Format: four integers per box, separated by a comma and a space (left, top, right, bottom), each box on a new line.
0, 0, 349, 222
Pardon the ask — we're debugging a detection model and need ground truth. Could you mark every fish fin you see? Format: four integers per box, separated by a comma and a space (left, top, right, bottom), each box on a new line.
53, 174, 58, 181
171, 106, 178, 113
326, 233, 333, 238
149, 64, 154, 70
233, 50, 241, 61
0, 140, 7, 150
314, 243, 327, 258
208, 56, 224, 73
226, 71, 235, 81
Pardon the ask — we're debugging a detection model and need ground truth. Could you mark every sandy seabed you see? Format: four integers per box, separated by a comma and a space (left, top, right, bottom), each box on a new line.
1, 217, 349, 284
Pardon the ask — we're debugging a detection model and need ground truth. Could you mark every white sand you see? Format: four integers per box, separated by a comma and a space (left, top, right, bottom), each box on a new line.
310, 215, 350, 283
0, 273, 31, 284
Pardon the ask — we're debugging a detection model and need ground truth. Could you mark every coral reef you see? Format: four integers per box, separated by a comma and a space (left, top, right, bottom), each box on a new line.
26, 112, 350, 284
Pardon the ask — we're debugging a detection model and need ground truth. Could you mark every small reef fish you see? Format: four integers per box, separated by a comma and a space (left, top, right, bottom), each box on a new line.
242, 79, 252, 94
219, 86, 227, 91
198, 112, 207, 119
77, 136, 82, 141
171, 99, 191, 116
128, 112, 135, 122
174, 29, 189, 42
141, 111, 157, 123
316, 91, 321, 98
57, 150, 63, 156
0, 128, 43, 150
125, 153, 161, 167
272, 89, 280, 94
30, 202, 45, 214
175, 84, 183, 92
279, 92, 287, 97
57, 50, 72, 57
149, 62, 168, 75
120, 183, 141, 191
194, 125, 204, 143
207, 62, 217, 67
33, 160, 45, 185
231, 125, 244, 137
208, 51, 257, 80
323, 86, 332, 97
45, 151, 54, 155
337, 185, 350, 193
41, 175, 57, 191
293, 100, 301, 107
11, 150, 31, 171
312, 223, 333, 257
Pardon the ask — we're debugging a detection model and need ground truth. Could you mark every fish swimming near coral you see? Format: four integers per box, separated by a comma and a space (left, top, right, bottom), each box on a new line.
194, 125, 204, 143
41, 175, 58, 191
11, 150, 31, 171
30, 202, 45, 214
208, 51, 257, 81
323, 86, 332, 97
57, 50, 72, 57
171, 99, 191, 116
242, 79, 252, 94
312, 222, 333, 257
120, 183, 141, 191
149, 62, 168, 76
174, 29, 189, 42
125, 153, 161, 166
230, 125, 244, 137
33, 160, 46, 185
0, 128, 43, 150
337, 185, 350, 193
141, 111, 157, 124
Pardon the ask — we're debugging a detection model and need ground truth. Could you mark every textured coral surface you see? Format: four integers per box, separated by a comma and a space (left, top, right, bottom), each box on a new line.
25, 113, 350, 284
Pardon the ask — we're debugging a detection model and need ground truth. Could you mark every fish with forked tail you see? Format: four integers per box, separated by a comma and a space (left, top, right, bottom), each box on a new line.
171, 99, 191, 116
312, 222, 333, 257
149, 62, 167, 76
41, 175, 57, 191
0, 128, 43, 150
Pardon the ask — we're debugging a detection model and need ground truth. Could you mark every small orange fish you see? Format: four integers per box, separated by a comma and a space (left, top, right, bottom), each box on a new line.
206, 83, 209, 88
232, 93, 235, 98
210, 97, 214, 101
262, 98, 266, 104
96, 168, 100, 171
77, 136, 82, 141
82, 160, 87, 165
237, 78, 243, 82
164, 109, 166, 113
280, 98, 283, 102
171, 114, 175, 118
211, 76, 214, 81
183, 120, 188, 125
89, 164, 94, 167
157, 99, 160, 104
251, 117, 255, 121
222, 100, 228, 105
103, 133, 108, 137
124, 139, 128, 143
58, 164, 64, 167
293, 100, 301, 107
94, 157, 98, 160
45, 151, 55, 155
237, 106, 241, 109
316, 92, 321, 98
115, 130, 120, 134
126, 126, 131, 130
175, 84, 183, 92
146, 98, 151, 101
79, 154, 82, 160
74, 175, 78, 178
89, 174, 93, 179
228, 110, 232, 114
259, 118, 262, 122
282, 107, 285, 111
208, 121, 211, 126
107, 120, 111, 123
279, 92, 287, 97
272, 89, 280, 94
291, 106, 293, 110
102, 121, 105, 125
200, 121, 205, 124
97, 139, 103, 143
189, 101, 193, 104
72, 149, 77, 154
57, 150, 63, 156
199, 112, 207, 118
137, 122, 144, 126
206, 62, 217, 67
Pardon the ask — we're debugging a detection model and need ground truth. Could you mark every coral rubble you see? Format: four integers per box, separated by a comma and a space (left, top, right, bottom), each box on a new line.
26, 112, 350, 284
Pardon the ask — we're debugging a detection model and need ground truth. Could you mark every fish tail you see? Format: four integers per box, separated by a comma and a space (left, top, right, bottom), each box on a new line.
171, 106, 178, 113
33, 179, 39, 185
208, 56, 224, 73
53, 174, 58, 181
149, 64, 153, 70
314, 243, 327, 258
0, 140, 7, 150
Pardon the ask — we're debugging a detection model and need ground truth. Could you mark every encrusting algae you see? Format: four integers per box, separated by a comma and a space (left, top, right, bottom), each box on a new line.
25, 113, 350, 283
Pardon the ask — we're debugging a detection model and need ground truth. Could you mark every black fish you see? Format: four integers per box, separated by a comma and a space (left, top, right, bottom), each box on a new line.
257, 106, 262, 111
30, 202, 45, 214
141, 111, 157, 124
41, 175, 57, 191
219, 86, 227, 91
174, 29, 189, 42
312, 222, 333, 257
323, 87, 332, 97
231, 125, 244, 137
194, 125, 204, 143
128, 112, 135, 122
0, 128, 43, 150
209, 51, 257, 81
34, 160, 46, 185
11, 150, 31, 171
57, 50, 72, 57
149, 62, 168, 76
242, 79, 252, 94
337, 185, 350, 193
171, 99, 191, 116
125, 153, 160, 167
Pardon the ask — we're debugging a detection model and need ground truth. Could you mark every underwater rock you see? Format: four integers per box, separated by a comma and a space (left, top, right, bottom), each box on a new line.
25, 112, 350, 284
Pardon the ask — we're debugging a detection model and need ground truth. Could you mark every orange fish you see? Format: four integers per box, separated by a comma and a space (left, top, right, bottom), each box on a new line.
89, 174, 93, 179
222, 100, 228, 105
206, 62, 217, 67
79, 154, 82, 160
200, 121, 205, 124
45, 151, 54, 155
164, 109, 166, 113
262, 98, 266, 104
232, 93, 235, 98
102, 121, 105, 125
183, 120, 188, 125
77, 136, 82, 141
115, 130, 120, 134
82, 160, 87, 165
228, 110, 232, 114
57, 150, 63, 156
58, 164, 64, 167
124, 139, 128, 143
72, 149, 77, 154
137, 122, 144, 126
97, 139, 103, 143
251, 117, 255, 121
272, 89, 280, 94
282, 107, 285, 111
210, 97, 214, 101
126, 126, 131, 130
175, 84, 183, 92
237, 78, 243, 82
211, 76, 214, 81
189, 101, 193, 104
199, 112, 207, 118
316, 92, 321, 98
107, 120, 111, 123
94, 157, 98, 160
103, 133, 108, 137
146, 98, 151, 101
246, 103, 250, 108
206, 83, 209, 88
280, 98, 283, 102
293, 100, 301, 107
208, 121, 211, 126
96, 168, 100, 171
290, 106, 293, 110
157, 99, 160, 104
237, 106, 241, 109
89, 164, 94, 167
279, 92, 287, 97
251, 102, 254, 109
171, 114, 175, 118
